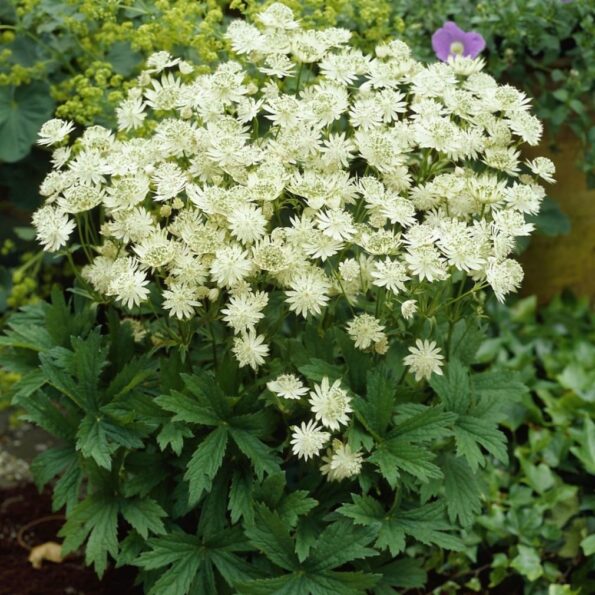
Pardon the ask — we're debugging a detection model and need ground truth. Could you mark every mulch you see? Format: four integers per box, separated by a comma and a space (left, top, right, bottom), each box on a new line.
0, 483, 142, 595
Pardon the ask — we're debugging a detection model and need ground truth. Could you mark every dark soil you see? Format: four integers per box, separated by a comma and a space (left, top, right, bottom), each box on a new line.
0, 483, 142, 595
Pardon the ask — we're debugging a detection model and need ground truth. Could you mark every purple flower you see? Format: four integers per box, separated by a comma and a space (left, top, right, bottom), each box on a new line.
431, 21, 486, 62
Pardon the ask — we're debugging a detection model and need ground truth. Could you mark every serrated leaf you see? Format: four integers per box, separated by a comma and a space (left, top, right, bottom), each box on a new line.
84, 499, 119, 577
377, 439, 443, 483
430, 359, 471, 414
76, 415, 112, 470
157, 421, 193, 455
443, 456, 482, 527
471, 370, 528, 402
355, 365, 396, 436
155, 390, 220, 426
454, 415, 508, 470
277, 491, 318, 528
184, 426, 228, 504
229, 469, 254, 525
298, 358, 343, 383
244, 504, 299, 571
374, 557, 427, 590
230, 428, 281, 480
120, 498, 167, 539
391, 405, 456, 443
308, 520, 378, 572
30, 446, 76, 490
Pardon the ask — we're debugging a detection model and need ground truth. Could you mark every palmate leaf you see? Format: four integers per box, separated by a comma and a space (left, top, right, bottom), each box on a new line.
453, 414, 508, 470
120, 498, 167, 539
155, 389, 221, 426
60, 496, 119, 577
430, 358, 471, 414
390, 404, 456, 443
184, 426, 228, 504
369, 439, 443, 485
230, 427, 282, 480
338, 495, 464, 557
240, 505, 381, 595
138, 527, 256, 595
244, 504, 299, 571
442, 456, 482, 528
353, 365, 396, 437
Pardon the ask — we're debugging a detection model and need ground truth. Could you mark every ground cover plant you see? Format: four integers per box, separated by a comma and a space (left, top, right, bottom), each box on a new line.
419, 295, 595, 593
0, 3, 570, 593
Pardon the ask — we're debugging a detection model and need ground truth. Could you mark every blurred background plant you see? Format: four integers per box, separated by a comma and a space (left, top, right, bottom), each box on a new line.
417, 294, 595, 594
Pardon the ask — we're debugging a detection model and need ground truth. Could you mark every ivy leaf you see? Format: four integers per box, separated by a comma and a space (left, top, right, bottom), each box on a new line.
443, 456, 482, 528
184, 426, 228, 504
0, 82, 55, 162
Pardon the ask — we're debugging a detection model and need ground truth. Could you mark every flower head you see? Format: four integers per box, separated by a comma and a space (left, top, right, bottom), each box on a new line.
309, 377, 352, 430
432, 22, 486, 62
290, 420, 330, 461
404, 339, 444, 382
320, 439, 364, 481
267, 373, 308, 400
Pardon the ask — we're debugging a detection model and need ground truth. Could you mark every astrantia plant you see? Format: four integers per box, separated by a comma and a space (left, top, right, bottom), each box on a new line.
7, 3, 554, 592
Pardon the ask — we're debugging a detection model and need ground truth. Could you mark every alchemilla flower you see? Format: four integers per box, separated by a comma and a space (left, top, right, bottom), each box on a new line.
32, 3, 551, 477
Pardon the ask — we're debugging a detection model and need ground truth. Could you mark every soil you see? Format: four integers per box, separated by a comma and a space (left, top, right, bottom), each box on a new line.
0, 483, 143, 595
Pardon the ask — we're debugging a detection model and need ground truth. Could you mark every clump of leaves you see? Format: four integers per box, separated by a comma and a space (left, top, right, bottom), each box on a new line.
0, 285, 529, 594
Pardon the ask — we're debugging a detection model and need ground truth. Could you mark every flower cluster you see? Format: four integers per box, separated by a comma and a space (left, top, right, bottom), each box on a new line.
33, 3, 552, 473
269, 373, 362, 480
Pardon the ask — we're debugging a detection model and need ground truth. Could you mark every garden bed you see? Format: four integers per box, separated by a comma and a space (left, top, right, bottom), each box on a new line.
0, 483, 141, 595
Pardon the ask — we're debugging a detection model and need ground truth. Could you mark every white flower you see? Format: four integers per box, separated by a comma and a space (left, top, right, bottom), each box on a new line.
290, 420, 330, 461
221, 291, 268, 334
37, 119, 75, 146
401, 299, 418, 321
309, 377, 352, 431
162, 283, 200, 319
320, 440, 364, 481
108, 262, 151, 309
404, 339, 444, 382
486, 257, 524, 302
346, 313, 386, 351
32, 205, 75, 252
267, 374, 308, 400
116, 97, 146, 131
372, 258, 409, 294
525, 157, 556, 184
228, 203, 267, 244
286, 272, 330, 318
210, 246, 253, 288
232, 329, 270, 369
